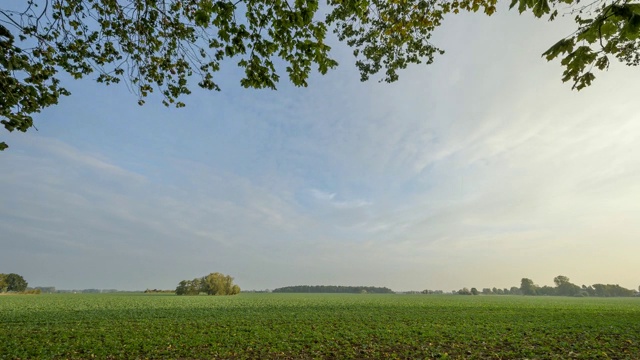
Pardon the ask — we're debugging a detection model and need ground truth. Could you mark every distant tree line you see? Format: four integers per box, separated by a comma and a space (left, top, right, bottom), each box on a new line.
144, 289, 175, 294
421, 287, 522, 295
1, 279, 144, 294
272, 285, 394, 294
420, 290, 445, 295
520, 276, 637, 297
460, 287, 522, 295
175, 272, 240, 296
481, 287, 522, 295
33, 287, 56, 294
53, 289, 140, 294
449, 276, 637, 297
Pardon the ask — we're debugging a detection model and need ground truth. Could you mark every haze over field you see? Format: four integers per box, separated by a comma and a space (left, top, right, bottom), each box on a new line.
1, 8, 639, 291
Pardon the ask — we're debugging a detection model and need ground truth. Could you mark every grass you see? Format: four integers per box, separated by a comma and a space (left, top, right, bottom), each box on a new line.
1, 293, 639, 359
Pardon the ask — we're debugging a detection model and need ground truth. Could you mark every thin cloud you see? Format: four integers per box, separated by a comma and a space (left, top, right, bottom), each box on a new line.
310, 188, 336, 201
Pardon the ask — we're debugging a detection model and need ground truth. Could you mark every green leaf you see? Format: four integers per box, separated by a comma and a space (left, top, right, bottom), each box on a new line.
621, 13, 640, 40
542, 38, 575, 61
577, 24, 599, 43
518, 0, 529, 14
532, 0, 551, 18
600, 21, 618, 39
574, 71, 596, 90
595, 55, 610, 70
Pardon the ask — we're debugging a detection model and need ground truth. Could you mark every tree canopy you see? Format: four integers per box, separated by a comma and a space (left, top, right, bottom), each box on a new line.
2, 0, 639, 150
175, 272, 240, 295
0, 273, 29, 292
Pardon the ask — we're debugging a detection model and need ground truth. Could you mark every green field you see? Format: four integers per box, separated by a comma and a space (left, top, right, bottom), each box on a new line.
1, 293, 639, 359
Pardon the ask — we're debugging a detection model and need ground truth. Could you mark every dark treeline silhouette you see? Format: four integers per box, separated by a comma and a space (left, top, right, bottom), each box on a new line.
55, 289, 138, 293
144, 289, 175, 294
419, 290, 445, 294
451, 287, 522, 296
452, 276, 638, 297
520, 276, 636, 297
273, 285, 394, 294
33, 287, 56, 293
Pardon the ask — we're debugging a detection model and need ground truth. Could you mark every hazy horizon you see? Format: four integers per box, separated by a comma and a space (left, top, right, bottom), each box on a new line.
2, 7, 639, 292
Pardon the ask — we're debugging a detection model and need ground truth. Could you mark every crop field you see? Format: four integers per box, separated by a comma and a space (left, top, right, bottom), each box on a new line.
1, 293, 639, 359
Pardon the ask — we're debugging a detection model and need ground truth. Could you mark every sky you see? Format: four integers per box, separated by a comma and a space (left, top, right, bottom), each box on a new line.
1, 6, 639, 292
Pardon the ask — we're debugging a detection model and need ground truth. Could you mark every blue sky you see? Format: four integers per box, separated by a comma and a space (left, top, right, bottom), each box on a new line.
2, 8, 639, 291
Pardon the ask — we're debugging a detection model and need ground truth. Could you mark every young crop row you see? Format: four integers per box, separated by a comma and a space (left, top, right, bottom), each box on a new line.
1, 293, 639, 359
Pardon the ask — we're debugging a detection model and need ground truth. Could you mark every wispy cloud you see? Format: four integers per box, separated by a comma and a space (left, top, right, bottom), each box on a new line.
310, 189, 336, 201
309, 188, 371, 209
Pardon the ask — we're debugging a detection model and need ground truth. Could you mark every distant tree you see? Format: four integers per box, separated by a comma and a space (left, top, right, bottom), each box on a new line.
420, 289, 444, 294
470, 287, 479, 295
583, 285, 596, 297
176, 272, 240, 296
592, 283, 635, 297
537, 285, 556, 296
0, 273, 7, 292
175, 282, 186, 295
458, 287, 472, 295
553, 275, 571, 287
202, 272, 240, 295
175, 278, 202, 295
553, 275, 581, 296
5, 273, 28, 292
482, 288, 492, 295
509, 286, 522, 295
520, 278, 537, 295
175, 280, 194, 295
